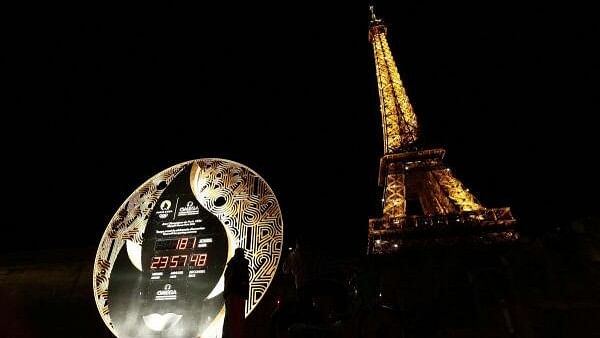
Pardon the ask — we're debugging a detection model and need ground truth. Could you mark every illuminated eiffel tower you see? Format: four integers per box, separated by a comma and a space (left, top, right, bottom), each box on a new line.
367, 7, 517, 254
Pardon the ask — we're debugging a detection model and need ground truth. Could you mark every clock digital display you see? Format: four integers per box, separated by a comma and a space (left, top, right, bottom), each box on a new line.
150, 237, 209, 270
149, 253, 208, 269
154, 237, 199, 251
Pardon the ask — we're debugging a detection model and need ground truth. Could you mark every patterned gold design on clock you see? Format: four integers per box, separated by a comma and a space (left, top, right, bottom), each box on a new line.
93, 163, 188, 335
190, 159, 284, 316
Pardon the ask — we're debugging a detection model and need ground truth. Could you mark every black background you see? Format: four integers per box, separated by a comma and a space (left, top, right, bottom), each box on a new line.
5, 2, 599, 254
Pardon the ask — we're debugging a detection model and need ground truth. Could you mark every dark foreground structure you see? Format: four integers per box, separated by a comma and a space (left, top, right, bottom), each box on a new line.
1, 219, 599, 338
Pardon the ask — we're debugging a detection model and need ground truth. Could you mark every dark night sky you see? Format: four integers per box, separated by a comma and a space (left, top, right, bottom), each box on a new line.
5, 2, 599, 254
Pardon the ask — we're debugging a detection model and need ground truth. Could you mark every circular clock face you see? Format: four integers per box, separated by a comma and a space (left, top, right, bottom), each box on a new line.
93, 159, 284, 338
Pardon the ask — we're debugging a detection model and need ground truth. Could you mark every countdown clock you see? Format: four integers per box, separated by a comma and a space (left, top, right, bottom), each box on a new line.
93, 159, 284, 338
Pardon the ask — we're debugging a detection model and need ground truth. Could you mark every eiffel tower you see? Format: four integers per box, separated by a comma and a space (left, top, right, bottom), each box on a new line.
367, 7, 517, 254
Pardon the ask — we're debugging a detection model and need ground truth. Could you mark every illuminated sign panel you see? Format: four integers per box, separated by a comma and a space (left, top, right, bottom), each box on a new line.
93, 159, 284, 338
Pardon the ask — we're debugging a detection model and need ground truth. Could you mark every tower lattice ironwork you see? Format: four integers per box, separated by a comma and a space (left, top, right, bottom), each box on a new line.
367, 7, 517, 254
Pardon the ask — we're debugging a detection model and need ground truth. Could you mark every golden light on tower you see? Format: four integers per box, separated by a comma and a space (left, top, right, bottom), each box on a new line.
369, 6, 418, 154
367, 7, 516, 253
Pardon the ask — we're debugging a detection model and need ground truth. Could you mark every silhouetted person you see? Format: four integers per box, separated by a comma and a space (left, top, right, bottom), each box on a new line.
283, 238, 311, 310
222, 248, 250, 338
283, 240, 305, 291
